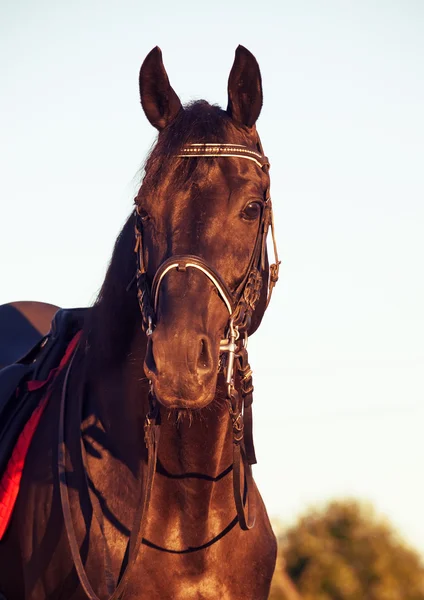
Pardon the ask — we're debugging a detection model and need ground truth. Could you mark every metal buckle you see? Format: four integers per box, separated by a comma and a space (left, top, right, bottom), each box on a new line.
219, 319, 239, 396
146, 316, 153, 337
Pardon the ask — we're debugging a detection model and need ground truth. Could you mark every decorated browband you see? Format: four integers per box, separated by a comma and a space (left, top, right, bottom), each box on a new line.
177, 143, 270, 169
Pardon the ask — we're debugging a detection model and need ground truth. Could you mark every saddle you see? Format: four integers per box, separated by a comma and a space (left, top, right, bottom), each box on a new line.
0, 308, 89, 480
0, 304, 44, 369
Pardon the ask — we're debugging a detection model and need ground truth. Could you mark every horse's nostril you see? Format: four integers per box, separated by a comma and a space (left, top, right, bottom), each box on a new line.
198, 337, 211, 374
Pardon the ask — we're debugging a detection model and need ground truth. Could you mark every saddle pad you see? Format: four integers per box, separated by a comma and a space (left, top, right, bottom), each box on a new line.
0, 304, 44, 368
0, 331, 81, 540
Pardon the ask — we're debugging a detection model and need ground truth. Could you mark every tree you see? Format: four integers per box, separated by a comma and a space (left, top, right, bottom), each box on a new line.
269, 550, 302, 600
272, 499, 424, 600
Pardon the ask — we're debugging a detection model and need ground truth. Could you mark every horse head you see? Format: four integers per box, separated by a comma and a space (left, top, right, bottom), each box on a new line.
133, 46, 278, 411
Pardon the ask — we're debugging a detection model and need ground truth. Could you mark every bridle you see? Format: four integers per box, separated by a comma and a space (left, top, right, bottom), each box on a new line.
58, 141, 280, 599
135, 140, 279, 352
134, 140, 280, 526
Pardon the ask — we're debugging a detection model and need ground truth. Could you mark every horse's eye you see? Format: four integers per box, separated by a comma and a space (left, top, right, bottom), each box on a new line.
242, 201, 262, 221
137, 207, 150, 222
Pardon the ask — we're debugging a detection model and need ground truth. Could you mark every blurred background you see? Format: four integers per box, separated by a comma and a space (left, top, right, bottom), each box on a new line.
1, 1, 423, 597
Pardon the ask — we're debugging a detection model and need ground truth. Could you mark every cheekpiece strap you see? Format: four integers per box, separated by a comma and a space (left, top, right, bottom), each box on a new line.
177, 143, 270, 169
134, 206, 155, 335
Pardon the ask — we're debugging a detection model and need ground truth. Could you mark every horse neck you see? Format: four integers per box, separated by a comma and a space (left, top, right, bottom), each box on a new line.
82, 326, 151, 477
148, 384, 235, 550
156, 392, 233, 482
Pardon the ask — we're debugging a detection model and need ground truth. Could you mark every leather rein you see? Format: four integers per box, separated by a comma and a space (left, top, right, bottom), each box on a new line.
58, 142, 280, 599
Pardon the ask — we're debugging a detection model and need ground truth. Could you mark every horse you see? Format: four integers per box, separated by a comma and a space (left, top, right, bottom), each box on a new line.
0, 45, 280, 600
0, 301, 60, 369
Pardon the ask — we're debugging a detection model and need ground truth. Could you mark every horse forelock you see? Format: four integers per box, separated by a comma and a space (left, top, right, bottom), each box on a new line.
139, 101, 256, 195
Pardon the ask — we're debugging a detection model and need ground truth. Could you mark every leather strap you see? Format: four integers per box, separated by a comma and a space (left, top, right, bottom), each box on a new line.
58, 344, 160, 600
177, 143, 269, 169
227, 389, 256, 531
151, 255, 235, 316
232, 442, 256, 531
237, 347, 256, 466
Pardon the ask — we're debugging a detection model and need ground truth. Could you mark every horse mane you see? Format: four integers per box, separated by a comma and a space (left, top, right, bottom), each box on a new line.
84, 101, 251, 370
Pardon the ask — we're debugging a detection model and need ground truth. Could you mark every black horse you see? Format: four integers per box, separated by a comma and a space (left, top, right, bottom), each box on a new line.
0, 46, 279, 599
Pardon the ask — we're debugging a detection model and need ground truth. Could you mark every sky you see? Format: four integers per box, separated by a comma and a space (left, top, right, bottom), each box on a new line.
1, 0, 423, 553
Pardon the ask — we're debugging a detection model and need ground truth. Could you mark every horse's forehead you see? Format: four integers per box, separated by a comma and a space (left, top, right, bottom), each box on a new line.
193, 159, 269, 198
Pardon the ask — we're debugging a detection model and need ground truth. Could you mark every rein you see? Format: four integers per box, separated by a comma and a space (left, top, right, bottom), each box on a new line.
59, 345, 161, 600
58, 142, 280, 599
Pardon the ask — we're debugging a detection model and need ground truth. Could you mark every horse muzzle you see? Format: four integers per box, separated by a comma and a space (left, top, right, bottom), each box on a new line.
143, 326, 221, 409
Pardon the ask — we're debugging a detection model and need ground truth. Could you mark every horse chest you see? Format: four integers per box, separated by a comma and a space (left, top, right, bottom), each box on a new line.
128, 572, 232, 600
123, 513, 276, 600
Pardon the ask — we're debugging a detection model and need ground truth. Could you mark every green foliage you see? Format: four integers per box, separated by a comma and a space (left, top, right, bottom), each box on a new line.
272, 499, 424, 600
269, 550, 302, 600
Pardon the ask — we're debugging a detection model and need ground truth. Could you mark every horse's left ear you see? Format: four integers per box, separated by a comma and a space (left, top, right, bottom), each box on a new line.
227, 45, 263, 128
139, 46, 183, 131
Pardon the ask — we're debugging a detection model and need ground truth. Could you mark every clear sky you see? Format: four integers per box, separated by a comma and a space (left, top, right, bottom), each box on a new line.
1, 0, 423, 552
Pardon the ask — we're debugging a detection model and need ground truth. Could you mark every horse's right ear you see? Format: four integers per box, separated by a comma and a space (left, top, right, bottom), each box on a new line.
139, 47, 183, 131
227, 45, 263, 128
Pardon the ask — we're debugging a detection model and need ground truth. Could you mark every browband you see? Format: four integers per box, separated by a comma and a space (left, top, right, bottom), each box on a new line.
177, 143, 270, 169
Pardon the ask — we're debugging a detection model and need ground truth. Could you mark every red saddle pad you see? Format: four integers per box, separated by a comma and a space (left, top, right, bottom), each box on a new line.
0, 331, 81, 539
